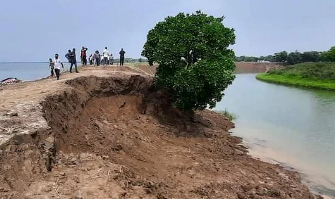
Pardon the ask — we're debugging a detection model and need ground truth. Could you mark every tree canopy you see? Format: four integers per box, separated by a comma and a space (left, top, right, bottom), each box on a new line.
322, 46, 335, 62
142, 11, 236, 111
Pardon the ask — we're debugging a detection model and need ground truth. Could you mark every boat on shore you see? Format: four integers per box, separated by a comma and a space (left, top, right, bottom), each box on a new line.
0, 77, 22, 87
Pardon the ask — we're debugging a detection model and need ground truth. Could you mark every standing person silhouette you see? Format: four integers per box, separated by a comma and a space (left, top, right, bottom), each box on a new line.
94, 50, 101, 66
89, 54, 93, 65
65, 50, 72, 63
119, 48, 126, 66
49, 58, 54, 77
69, 48, 79, 73
81, 46, 88, 66
102, 47, 110, 66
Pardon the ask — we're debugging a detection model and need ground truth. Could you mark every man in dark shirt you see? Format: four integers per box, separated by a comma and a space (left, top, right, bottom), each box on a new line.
65, 50, 72, 63
69, 48, 79, 73
119, 48, 126, 66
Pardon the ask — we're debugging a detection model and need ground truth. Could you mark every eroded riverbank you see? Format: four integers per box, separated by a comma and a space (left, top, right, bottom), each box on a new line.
0, 67, 321, 198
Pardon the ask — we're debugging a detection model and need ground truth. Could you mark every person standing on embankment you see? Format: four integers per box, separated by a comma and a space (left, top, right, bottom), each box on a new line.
69, 48, 79, 73
89, 54, 93, 65
102, 47, 110, 66
81, 46, 88, 66
94, 50, 101, 66
119, 48, 126, 66
65, 49, 72, 63
53, 54, 64, 80
49, 58, 54, 78
109, 53, 114, 65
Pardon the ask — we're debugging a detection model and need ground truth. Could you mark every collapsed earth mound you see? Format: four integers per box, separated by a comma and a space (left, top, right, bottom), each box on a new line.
0, 71, 320, 198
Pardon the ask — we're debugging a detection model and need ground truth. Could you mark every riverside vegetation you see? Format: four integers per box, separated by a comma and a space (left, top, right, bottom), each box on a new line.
256, 62, 335, 90
217, 110, 236, 121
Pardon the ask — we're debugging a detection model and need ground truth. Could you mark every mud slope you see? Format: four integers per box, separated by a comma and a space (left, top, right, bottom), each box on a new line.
0, 69, 320, 198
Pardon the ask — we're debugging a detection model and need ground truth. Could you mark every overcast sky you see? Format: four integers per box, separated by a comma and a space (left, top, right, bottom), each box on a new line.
0, 0, 334, 62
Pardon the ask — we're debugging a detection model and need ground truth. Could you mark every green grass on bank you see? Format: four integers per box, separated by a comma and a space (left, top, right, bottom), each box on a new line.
266, 62, 335, 79
256, 62, 335, 90
256, 73, 335, 91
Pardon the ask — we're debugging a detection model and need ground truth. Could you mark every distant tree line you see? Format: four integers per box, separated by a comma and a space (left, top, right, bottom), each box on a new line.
235, 46, 335, 65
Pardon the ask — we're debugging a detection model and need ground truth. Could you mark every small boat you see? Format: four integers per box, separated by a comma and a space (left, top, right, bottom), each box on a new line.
0, 77, 22, 87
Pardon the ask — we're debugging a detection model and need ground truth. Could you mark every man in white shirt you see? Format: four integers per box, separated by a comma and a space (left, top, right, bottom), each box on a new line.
53, 54, 64, 80
102, 47, 110, 66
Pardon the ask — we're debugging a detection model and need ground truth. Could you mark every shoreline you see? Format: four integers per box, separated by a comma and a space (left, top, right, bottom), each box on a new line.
256, 73, 335, 91
0, 67, 323, 198
238, 138, 335, 198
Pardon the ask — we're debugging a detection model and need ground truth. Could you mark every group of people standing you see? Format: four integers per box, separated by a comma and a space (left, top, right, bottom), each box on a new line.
88, 47, 126, 67
48, 47, 126, 80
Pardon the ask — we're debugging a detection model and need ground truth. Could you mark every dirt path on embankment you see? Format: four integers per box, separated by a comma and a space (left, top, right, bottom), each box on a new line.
0, 67, 321, 198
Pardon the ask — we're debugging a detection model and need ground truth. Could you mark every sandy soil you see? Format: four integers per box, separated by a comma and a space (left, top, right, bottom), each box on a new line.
0, 66, 322, 198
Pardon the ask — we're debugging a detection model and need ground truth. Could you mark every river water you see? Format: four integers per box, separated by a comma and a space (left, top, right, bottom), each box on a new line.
215, 74, 335, 197
0, 62, 75, 81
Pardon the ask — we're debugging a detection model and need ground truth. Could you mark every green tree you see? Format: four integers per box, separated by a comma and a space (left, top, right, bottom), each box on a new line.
301, 51, 321, 62
287, 51, 302, 65
274, 51, 288, 62
139, 58, 142, 62
322, 46, 335, 62
235, 56, 259, 62
264, 55, 275, 62
142, 11, 236, 111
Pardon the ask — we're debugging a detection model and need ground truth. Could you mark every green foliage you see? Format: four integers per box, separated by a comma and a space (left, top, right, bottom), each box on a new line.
217, 109, 236, 121
142, 11, 236, 111
274, 51, 288, 62
236, 48, 331, 65
235, 56, 259, 62
321, 46, 335, 62
287, 51, 302, 65
258, 62, 335, 90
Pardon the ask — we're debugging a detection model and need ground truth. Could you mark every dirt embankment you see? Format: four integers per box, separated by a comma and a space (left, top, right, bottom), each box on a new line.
0, 67, 321, 198
133, 62, 283, 75
234, 62, 283, 74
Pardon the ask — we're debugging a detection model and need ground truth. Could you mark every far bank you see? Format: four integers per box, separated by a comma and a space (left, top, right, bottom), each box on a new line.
256, 62, 335, 90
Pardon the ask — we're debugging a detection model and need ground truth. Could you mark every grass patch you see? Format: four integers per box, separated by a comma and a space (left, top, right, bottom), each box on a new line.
256, 62, 335, 90
216, 109, 236, 121
266, 62, 335, 80
256, 73, 335, 90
